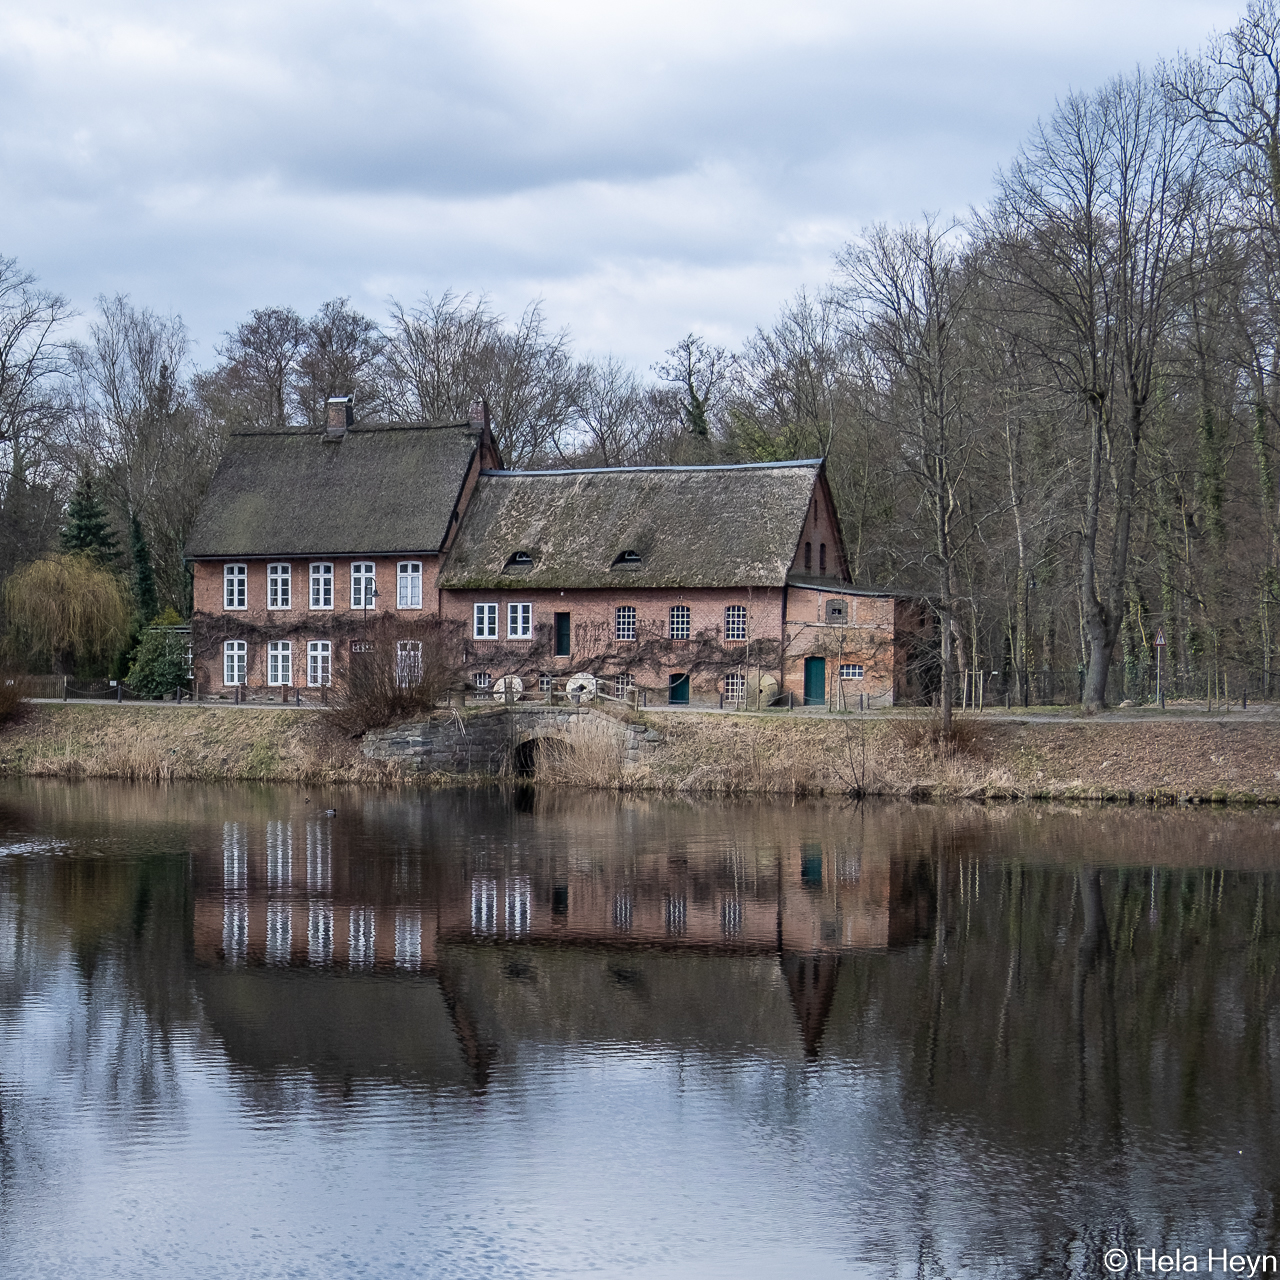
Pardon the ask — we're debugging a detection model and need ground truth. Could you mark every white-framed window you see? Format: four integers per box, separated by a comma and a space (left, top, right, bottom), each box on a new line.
310, 563, 333, 609
725, 672, 746, 701
398, 561, 422, 609
267, 563, 291, 609
268, 640, 292, 686
223, 640, 246, 685
474, 603, 498, 638
839, 663, 864, 679
724, 605, 747, 642
351, 562, 376, 609
224, 563, 247, 610
508, 602, 532, 639
614, 673, 635, 698
307, 641, 331, 686
538, 673, 552, 693
615, 605, 636, 641
349, 908, 375, 968
669, 604, 690, 640
396, 639, 422, 687
472, 671, 491, 689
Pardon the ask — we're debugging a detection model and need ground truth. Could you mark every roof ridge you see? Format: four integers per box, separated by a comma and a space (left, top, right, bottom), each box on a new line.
228, 421, 475, 438
483, 459, 824, 477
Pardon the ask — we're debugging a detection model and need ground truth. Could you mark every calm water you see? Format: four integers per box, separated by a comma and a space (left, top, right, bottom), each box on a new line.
0, 781, 1279, 1278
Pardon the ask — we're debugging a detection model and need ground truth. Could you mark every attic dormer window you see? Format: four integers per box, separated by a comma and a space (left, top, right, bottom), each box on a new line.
504, 551, 535, 574
612, 550, 643, 570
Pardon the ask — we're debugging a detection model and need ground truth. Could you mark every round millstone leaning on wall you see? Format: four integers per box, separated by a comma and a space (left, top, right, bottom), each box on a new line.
361, 705, 660, 777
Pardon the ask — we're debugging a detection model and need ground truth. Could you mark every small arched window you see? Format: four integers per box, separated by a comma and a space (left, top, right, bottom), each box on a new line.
819, 543, 827, 573
612, 550, 643, 570
804, 542, 812, 572
504, 550, 534, 574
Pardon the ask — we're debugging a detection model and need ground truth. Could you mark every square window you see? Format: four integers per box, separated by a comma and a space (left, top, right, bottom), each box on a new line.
724, 605, 747, 642
615, 605, 636, 641
310, 563, 333, 609
474, 603, 498, 638
396, 640, 422, 687
825, 598, 848, 625
538, 673, 552, 693
223, 640, 247, 685
508, 602, 532, 639
472, 671, 491, 690
397, 561, 422, 609
224, 564, 247, 610
267, 563, 291, 610
307, 641, 331, 686
614, 673, 635, 698
839, 663, 864, 680
268, 640, 292, 686
351, 563, 376, 609
669, 605, 690, 641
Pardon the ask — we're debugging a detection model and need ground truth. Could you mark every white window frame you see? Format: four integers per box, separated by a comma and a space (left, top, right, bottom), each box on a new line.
350, 562, 376, 609
396, 639, 423, 688
614, 673, 635, 698
307, 641, 332, 687
669, 604, 690, 641
267, 562, 291, 610
224, 563, 247, 610
398, 561, 422, 609
725, 671, 746, 700
538, 673, 552, 693
615, 605, 636, 641
268, 640, 292, 686
309, 562, 334, 610
472, 671, 491, 690
724, 605, 747, 642
507, 602, 532, 639
223, 640, 247, 685
473, 603, 498, 639
839, 663, 864, 680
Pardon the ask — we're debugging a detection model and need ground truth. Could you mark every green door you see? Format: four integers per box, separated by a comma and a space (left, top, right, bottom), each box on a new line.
554, 612, 571, 656
803, 656, 826, 706
668, 672, 690, 704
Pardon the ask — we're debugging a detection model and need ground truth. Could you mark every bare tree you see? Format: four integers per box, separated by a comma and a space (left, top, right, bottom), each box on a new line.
294, 298, 386, 427
654, 334, 731, 442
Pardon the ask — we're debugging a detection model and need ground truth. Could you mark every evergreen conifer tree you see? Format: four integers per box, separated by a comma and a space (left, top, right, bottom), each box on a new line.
129, 514, 159, 624
60, 474, 119, 562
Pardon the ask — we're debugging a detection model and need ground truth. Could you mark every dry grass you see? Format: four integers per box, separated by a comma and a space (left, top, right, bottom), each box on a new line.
533, 720, 626, 788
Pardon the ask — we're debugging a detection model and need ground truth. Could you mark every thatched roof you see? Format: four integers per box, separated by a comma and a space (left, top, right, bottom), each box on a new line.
438, 461, 824, 590
185, 423, 486, 559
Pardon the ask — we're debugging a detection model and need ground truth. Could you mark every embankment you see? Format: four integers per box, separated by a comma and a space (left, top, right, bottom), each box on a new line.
2, 702, 1278, 803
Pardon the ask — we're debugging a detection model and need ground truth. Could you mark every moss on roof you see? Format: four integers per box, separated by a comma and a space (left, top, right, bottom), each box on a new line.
438, 462, 823, 590
186, 423, 483, 558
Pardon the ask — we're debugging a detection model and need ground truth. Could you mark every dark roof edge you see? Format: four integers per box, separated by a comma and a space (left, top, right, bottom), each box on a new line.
786, 578, 911, 598
481, 459, 824, 478
228, 421, 474, 438
188, 550, 443, 561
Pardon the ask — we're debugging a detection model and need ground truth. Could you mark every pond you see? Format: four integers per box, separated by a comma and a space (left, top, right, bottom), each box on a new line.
0, 779, 1277, 1278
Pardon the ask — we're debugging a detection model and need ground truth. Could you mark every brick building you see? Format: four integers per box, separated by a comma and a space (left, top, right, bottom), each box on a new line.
185, 398, 925, 707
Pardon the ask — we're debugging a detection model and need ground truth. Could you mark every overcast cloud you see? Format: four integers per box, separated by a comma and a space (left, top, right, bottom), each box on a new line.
0, 0, 1246, 369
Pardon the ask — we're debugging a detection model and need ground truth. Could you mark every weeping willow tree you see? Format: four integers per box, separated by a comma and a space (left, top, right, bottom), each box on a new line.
4, 553, 133, 675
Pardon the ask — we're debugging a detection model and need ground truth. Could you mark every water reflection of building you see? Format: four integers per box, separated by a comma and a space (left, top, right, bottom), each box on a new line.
193, 817, 935, 1076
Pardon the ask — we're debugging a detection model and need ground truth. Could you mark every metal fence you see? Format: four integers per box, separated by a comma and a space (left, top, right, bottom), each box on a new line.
968, 664, 1273, 709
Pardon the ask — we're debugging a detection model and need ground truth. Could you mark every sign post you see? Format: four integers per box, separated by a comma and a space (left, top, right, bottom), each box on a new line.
1154, 628, 1166, 709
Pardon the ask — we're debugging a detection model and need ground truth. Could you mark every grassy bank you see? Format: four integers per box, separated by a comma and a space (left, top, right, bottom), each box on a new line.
3, 703, 1278, 803
538, 709, 1280, 803
0, 704, 405, 786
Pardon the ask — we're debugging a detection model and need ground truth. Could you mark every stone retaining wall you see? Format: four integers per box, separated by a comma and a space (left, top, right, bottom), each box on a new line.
362, 705, 662, 775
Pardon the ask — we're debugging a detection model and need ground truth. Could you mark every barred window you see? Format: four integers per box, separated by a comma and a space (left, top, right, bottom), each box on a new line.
725, 672, 746, 701
724, 605, 747, 642
615, 606, 636, 641
669, 605, 690, 640
224, 564, 247, 610
267, 563, 291, 609
839, 663, 864, 679
310, 562, 333, 609
614, 673, 635, 698
223, 640, 246, 685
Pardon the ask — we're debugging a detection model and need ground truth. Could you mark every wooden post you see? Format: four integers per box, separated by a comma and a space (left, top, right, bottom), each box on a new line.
62, 676, 68, 702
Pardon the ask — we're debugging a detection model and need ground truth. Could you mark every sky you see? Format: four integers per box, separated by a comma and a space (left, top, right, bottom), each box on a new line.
0, 0, 1247, 372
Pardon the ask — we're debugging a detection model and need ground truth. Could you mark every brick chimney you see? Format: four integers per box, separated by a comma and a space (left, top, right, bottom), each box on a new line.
326, 395, 354, 439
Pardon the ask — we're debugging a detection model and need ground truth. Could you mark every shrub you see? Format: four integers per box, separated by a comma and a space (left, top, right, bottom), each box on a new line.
126, 628, 190, 699
330, 616, 463, 736
887, 711, 984, 761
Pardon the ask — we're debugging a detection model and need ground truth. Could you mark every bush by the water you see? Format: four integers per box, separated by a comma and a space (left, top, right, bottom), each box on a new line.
126, 627, 189, 699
